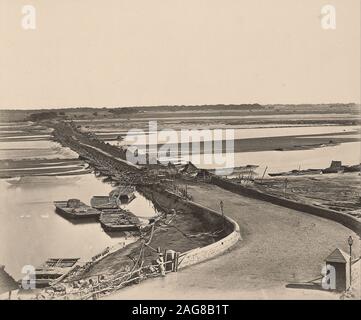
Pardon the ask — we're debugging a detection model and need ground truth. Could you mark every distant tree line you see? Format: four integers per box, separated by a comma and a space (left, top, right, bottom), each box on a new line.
28, 111, 58, 121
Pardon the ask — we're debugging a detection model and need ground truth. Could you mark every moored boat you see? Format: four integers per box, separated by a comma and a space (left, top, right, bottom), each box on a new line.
33, 258, 80, 288
90, 196, 119, 210
54, 199, 101, 219
99, 208, 140, 232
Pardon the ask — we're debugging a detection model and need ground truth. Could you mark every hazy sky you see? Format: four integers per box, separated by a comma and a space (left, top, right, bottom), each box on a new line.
0, 0, 360, 109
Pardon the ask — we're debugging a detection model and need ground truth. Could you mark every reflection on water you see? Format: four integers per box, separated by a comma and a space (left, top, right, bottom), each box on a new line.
0, 174, 157, 279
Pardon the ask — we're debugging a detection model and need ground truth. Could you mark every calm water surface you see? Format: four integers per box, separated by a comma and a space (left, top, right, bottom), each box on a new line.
109, 125, 360, 174
0, 174, 157, 279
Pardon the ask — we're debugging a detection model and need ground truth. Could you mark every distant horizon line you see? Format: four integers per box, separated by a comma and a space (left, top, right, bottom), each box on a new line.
1, 102, 360, 112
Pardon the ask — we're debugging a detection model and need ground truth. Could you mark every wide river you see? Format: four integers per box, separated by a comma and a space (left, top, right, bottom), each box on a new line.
110, 125, 360, 175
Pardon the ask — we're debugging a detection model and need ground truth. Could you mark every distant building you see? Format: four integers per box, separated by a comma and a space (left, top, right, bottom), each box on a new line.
323, 161, 344, 174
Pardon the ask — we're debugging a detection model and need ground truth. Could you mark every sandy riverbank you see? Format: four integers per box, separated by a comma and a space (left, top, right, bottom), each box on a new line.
121, 131, 360, 154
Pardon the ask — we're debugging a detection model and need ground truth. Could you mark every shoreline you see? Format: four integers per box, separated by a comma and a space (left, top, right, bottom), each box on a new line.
50, 120, 358, 300
16, 121, 239, 298
2, 118, 360, 299
1, 121, 240, 299
115, 132, 360, 154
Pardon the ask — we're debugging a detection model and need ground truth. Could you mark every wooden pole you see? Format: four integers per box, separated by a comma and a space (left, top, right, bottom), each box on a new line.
220, 201, 225, 229
261, 166, 268, 183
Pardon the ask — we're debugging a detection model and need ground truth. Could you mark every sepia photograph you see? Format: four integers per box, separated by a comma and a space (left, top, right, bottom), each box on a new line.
0, 0, 360, 304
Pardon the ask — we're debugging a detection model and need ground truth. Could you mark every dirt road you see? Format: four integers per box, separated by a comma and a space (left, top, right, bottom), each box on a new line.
108, 182, 360, 299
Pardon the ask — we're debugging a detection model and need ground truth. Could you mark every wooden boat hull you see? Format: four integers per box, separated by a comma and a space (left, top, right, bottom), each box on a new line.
90, 196, 119, 210
32, 258, 79, 288
99, 209, 140, 232
54, 201, 100, 219
100, 222, 139, 232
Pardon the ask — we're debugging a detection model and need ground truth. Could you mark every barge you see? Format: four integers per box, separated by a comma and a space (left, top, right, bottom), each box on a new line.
54, 199, 101, 219
90, 196, 119, 210
99, 208, 141, 232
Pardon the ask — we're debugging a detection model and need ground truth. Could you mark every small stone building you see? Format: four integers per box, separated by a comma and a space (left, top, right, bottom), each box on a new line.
325, 248, 350, 292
